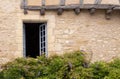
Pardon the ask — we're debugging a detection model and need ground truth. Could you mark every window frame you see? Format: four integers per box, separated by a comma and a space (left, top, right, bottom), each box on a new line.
23, 22, 48, 58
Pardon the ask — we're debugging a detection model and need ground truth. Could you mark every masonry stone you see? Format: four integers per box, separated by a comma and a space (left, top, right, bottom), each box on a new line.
0, 0, 120, 66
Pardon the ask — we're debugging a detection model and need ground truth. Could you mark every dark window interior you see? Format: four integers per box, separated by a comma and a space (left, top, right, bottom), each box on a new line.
24, 23, 40, 58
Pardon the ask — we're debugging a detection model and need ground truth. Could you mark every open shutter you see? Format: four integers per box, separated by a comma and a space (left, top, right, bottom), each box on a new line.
39, 24, 47, 56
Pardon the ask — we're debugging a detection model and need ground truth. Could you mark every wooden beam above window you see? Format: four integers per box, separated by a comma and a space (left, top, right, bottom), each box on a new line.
21, 4, 120, 10
21, 0, 120, 19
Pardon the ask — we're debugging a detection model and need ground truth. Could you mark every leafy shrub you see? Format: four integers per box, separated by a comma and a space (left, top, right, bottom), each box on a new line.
109, 58, 120, 69
105, 58, 120, 79
70, 66, 93, 79
0, 51, 120, 79
105, 68, 120, 79
63, 51, 85, 67
91, 62, 109, 79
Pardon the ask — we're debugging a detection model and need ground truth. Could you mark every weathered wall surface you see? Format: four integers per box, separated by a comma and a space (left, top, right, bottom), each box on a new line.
54, 11, 120, 62
0, 0, 120, 66
0, 0, 22, 65
28, 0, 119, 5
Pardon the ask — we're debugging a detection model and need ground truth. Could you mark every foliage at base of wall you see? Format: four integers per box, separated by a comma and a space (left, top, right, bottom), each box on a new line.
0, 51, 120, 79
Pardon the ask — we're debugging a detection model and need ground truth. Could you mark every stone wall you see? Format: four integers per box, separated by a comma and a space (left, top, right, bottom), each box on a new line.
0, 0, 120, 66
28, 0, 119, 5
54, 11, 120, 62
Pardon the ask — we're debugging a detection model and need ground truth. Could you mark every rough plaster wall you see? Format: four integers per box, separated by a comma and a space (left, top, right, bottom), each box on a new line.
0, 0, 120, 67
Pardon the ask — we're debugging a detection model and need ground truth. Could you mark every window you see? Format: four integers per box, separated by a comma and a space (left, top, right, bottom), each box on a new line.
40, 24, 47, 55
23, 23, 47, 58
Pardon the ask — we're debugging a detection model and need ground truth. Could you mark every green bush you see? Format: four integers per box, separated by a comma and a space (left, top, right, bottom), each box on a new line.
0, 51, 120, 79
109, 58, 120, 69
105, 58, 120, 79
91, 62, 109, 79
